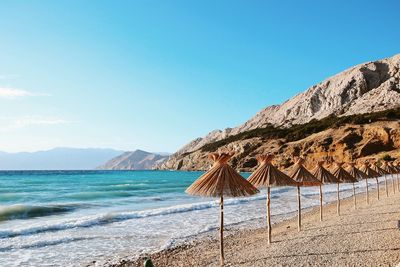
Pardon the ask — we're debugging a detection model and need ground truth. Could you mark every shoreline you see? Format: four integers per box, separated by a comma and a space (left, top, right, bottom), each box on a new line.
103, 180, 400, 267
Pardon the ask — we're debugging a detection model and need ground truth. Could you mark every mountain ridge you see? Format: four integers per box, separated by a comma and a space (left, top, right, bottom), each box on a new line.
158, 54, 400, 170
97, 150, 169, 170
0, 147, 123, 170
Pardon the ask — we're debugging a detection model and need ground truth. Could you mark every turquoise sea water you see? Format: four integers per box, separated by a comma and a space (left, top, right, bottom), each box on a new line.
0, 170, 203, 221
0, 170, 380, 266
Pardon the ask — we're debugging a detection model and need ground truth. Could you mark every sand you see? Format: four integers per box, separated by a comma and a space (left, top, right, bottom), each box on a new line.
109, 186, 400, 267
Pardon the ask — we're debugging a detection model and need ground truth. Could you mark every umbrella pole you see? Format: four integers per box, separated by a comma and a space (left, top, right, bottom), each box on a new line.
352, 183, 356, 209
297, 185, 301, 232
397, 174, 400, 192
337, 183, 340, 216
267, 187, 271, 244
219, 196, 224, 266
376, 178, 380, 200
392, 174, 396, 194
384, 176, 388, 197
319, 185, 323, 221
365, 179, 369, 205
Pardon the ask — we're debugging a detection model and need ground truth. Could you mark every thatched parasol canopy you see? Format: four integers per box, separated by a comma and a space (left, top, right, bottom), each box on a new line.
370, 162, 388, 176
288, 157, 319, 231
359, 163, 380, 204
248, 155, 298, 187
289, 158, 321, 186
389, 162, 400, 173
331, 162, 357, 215
312, 161, 339, 184
186, 152, 259, 197
247, 154, 297, 244
359, 163, 379, 178
367, 162, 386, 200
381, 162, 397, 194
394, 162, 400, 192
345, 162, 367, 209
186, 152, 259, 266
311, 161, 338, 221
345, 162, 368, 180
332, 162, 358, 183
381, 161, 397, 174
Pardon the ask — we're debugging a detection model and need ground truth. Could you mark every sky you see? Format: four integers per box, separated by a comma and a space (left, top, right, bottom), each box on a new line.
0, 0, 399, 153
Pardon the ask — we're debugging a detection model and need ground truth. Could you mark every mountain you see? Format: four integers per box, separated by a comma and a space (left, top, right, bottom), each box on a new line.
0, 148, 123, 170
158, 54, 400, 170
97, 150, 169, 170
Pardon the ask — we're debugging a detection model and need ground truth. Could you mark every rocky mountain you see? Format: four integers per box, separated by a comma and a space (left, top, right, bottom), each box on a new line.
97, 150, 169, 170
157, 54, 400, 171
0, 148, 123, 170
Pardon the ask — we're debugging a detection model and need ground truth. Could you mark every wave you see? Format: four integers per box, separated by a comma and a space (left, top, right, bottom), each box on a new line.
0, 204, 83, 222
0, 194, 269, 239
0, 181, 371, 239
66, 191, 135, 200
0, 236, 93, 252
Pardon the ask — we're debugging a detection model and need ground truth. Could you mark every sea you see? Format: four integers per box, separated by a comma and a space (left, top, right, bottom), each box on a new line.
0, 170, 381, 266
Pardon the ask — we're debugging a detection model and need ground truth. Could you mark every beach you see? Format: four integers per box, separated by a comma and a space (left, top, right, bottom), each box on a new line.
1, 171, 398, 266
113, 186, 400, 267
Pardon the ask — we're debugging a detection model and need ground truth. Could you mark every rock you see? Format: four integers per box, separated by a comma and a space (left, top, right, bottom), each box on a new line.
158, 121, 400, 172
158, 54, 400, 170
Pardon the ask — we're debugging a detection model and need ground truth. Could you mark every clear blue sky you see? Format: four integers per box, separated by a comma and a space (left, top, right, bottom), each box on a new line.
0, 0, 399, 153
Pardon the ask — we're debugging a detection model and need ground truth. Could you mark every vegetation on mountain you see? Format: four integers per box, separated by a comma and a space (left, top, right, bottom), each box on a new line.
200, 107, 400, 153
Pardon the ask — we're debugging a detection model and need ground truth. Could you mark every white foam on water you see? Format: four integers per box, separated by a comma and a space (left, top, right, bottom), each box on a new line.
0, 177, 388, 266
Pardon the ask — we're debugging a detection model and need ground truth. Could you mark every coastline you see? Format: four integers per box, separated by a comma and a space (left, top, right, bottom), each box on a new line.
105, 183, 400, 267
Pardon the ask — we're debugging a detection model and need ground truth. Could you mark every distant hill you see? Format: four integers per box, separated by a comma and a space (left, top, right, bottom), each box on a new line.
0, 148, 123, 170
97, 150, 169, 170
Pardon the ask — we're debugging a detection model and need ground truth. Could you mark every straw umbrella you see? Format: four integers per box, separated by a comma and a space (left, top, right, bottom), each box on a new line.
345, 162, 368, 209
186, 152, 259, 266
247, 154, 298, 244
387, 162, 398, 194
288, 157, 321, 231
311, 161, 339, 221
359, 163, 380, 204
381, 161, 396, 196
395, 162, 400, 191
390, 162, 399, 191
394, 162, 400, 191
370, 162, 388, 200
331, 162, 357, 216
377, 162, 391, 197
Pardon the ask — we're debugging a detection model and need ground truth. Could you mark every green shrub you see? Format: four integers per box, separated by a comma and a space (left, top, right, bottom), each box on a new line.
382, 154, 395, 162
200, 107, 400, 152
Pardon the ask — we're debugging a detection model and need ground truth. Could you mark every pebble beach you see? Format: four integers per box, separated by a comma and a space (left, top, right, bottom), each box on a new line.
112, 187, 400, 267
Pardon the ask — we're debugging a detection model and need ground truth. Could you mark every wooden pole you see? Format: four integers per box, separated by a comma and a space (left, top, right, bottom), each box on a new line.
397, 174, 400, 192
392, 174, 396, 194
376, 178, 380, 200
365, 179, 369, 204
267, 187, 271, 244
297, 185, 301, 232
220, 196, 224, 266
319, 185, 323, 221
352, 183, 356, 209
337, 183, 340, 216
384, 176, 388, 197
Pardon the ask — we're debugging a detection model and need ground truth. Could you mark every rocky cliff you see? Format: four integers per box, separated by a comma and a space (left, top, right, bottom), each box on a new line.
157, 54, 400, 171
97, 150, 168, 170
158, 119, 400, 172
